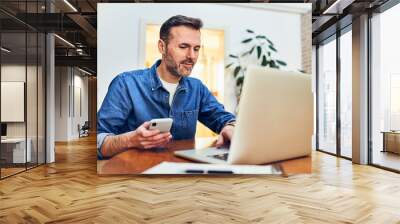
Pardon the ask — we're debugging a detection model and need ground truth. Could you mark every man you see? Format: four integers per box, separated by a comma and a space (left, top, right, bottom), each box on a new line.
97, 15, 236, 159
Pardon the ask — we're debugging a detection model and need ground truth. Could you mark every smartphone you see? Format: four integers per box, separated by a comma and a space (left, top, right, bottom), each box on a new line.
148, 118, 173, 133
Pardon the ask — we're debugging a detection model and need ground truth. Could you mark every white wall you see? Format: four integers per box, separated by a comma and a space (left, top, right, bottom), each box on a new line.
72, 73, 89, 138
1, 65, 34, 137
1, 64, 46, 163
55, 67, 68, 141
98, 3, 308, 112
54, 67, 89, 141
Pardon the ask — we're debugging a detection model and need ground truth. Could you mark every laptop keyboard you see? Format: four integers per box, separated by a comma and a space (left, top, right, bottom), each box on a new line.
209, 153, 229, 161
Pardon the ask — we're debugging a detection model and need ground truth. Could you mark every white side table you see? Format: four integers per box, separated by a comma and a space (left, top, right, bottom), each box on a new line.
1, 138, 32, 163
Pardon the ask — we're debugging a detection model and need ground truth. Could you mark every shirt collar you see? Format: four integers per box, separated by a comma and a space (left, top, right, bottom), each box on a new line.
149, 59, 188, 92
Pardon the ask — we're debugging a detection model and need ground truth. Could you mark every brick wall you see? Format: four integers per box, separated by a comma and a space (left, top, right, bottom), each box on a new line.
301, 12, 312, 74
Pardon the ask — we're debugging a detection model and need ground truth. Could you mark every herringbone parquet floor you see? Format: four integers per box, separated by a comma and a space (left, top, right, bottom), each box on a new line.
1, 135, 400, 223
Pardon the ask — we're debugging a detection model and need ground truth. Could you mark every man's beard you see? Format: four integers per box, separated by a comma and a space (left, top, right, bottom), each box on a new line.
164, 50, 194, 78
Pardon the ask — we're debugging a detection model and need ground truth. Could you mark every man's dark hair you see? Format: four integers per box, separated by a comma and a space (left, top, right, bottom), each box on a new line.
160, 15, 203, 44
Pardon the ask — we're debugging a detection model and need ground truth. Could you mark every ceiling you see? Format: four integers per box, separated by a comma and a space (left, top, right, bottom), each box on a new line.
0, 0, 394, 75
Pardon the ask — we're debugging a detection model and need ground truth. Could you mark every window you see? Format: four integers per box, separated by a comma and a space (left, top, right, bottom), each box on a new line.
0, 2, 46, 179
317, 37, 337, 154
370, 2, 400, 171
339, 29, 352, 158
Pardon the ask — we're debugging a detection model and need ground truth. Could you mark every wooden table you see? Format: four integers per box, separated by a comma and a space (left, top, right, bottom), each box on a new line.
97, 138, 311, 175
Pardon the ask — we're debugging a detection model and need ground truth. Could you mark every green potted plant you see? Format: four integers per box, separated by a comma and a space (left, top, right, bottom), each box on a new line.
226, 29, 288, 98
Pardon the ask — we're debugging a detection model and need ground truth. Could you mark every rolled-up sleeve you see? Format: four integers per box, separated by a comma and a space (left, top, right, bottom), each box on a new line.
96, 133, 115, 160
198, 83, 236, 133
97, 74, 132, 159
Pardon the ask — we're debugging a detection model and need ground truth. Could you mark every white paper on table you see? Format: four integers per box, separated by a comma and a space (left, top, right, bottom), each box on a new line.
142, 162, 282, 174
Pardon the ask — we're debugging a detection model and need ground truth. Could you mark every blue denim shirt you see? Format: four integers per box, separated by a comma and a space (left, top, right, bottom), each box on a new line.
97, 60, 235, 159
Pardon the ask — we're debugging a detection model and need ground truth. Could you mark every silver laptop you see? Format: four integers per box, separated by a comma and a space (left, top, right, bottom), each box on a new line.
174, 66, 313, 165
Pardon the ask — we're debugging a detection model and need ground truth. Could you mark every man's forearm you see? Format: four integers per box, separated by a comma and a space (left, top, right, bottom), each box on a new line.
101, 132, 135, 158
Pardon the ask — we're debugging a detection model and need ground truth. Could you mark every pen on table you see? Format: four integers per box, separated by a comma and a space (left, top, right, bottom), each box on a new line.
184, 169, 234, 174
184, 169, 204, 174
207, 170, 234, 174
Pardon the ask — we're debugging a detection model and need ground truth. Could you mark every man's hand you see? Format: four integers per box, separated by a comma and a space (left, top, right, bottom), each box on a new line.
216, 125, 234, 148
130, 121, 172, 149
101, 121, 172, 158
